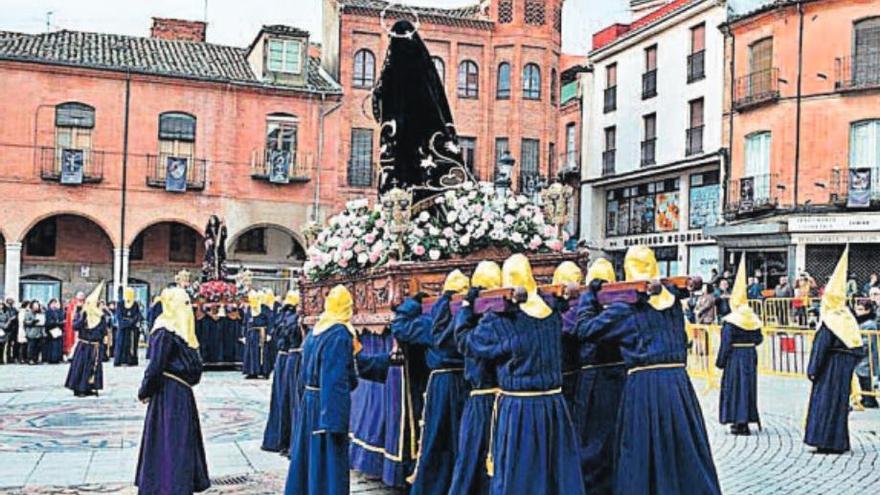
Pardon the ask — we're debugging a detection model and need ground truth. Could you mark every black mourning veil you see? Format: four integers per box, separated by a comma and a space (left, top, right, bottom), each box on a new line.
372, 19, 474, 206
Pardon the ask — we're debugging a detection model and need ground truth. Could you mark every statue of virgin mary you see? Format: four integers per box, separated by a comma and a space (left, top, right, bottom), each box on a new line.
372, 19, 474, 207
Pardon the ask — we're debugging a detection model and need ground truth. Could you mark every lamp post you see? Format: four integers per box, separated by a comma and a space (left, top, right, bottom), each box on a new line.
495, 151, 515, 198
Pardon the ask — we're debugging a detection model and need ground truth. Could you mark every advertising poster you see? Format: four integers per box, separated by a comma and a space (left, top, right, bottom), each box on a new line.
630, 196, 654, 234
60, 148, 84, 185
739, 177, 755, 211
689, 245, 720, 282
655, 192, 680, 232
165, 156, 189, 192
689, 184, 720, 229
606, 199, 619, 236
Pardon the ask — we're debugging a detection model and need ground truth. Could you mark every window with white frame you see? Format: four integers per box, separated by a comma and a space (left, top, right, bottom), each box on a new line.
267, 39, 303, 74
851, 120, 880, 168
744, 131, 772, 200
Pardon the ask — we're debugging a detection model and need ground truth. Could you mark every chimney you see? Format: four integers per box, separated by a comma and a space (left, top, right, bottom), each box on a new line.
150, 18, 207, 43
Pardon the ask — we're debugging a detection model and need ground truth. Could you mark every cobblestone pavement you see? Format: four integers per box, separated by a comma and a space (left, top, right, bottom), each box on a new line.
0, 360, 876, 494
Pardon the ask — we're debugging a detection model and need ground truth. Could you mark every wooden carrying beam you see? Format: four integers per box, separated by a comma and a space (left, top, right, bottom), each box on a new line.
420, 276, 696, 315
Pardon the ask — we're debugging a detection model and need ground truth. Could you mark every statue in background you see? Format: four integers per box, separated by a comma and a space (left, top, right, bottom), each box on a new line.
202, 215, 228, 282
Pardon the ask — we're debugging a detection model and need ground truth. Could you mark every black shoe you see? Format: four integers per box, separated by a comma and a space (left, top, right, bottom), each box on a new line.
816, 447, 845, 455
733, 424, 751, 436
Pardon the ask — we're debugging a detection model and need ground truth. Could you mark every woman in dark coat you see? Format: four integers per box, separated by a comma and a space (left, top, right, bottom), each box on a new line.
568, 258, 626, 495
574, 246, 721, 495
115, 287, 143, 366
242, 290, 274, 379
391, 269, 470, 495
65, 283, 108, 397
459, 255, 585, 495
262, 290, 300, 453
449, 261, 502, 495
285, 285, 359, 495
135, 287, 210, 494
805, 248, 866, 454
44, 299, 65, 364
716, 256, 764, 435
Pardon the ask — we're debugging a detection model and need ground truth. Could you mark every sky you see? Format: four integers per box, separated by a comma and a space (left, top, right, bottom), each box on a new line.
1, 0, 632, 54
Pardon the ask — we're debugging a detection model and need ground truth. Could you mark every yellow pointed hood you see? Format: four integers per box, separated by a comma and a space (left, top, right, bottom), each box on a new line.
471, 261, 502, 290
819, 247, 862, 348
262, 289, 277, 308
502, 254, 552, 319
247, 290, 262, 316
443, 270, 470, 294
586, 258, 617, 284
624, 246, 675, 310
152, 287, 199, 349
284, 290, 301, 307
84, 281, 106, 328
123, 287, 136, 309
314, 285, 356, 337
552, 261, 583, 286
723, 256, 762, 331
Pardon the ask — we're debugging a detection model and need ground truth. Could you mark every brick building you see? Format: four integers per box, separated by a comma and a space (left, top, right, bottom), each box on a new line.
707, 0, 880, 288
0, 19, 342, 304
322, 0, 571, 202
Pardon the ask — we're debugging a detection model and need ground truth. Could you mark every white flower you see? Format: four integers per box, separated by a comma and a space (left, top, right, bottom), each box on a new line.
357, 252, 369, 265
439, 239, 449, 248
506, 198, 517, 211
342, 250, 354, 260
504, 214, 515, 225
446, 211, 458, 224
429, 249, 441, 261
510, 232, 524, 244
463, 181, 474, 191
443, 227, 455, 238
419, 211, 430, 223
461, 235, 471, 247
428, 225, 441, 236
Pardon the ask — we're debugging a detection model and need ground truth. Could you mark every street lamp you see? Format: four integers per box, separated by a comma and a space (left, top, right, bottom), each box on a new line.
495, 151, 515, 198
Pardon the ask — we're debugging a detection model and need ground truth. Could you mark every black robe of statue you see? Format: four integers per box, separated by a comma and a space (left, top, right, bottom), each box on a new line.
373, 20, 473, 206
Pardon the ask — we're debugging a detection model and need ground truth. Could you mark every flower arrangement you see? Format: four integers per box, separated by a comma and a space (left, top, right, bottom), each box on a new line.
197, 280, 241, 304
303, 183, 568, 281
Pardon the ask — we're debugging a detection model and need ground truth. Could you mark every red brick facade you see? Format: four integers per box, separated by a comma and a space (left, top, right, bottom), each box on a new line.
324, 0, 568, 201
149, 18, 207, 42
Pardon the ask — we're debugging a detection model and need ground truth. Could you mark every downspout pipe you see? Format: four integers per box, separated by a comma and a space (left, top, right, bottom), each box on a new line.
793, 0, 805, 208
315, 93, 343, 222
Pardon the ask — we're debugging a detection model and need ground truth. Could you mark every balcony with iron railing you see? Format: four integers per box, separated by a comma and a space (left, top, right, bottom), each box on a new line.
603, 86, 617, 113
687, 50, 705, 83
250, 149, 312, 184
640, 138, 656, 167
686, 126, 704, 156
556, 152, 580, 179
602, 150, 615, 176
829, 166, 880, 207
39, 146, 104, 184
835, 54, 880, 92
146, 154, 206, 191
725, 173, 780, 218
642, 69, 657, 99
733, 68, 780, 111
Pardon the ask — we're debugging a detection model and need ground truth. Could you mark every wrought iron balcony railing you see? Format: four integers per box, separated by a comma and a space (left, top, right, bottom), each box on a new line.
642, 69, 657, 99
733, 68, 780, 111
835, 55, 880, 92
145, 154, 206, 191
688, 50, 706, 83
519, 172, 544, 194
250, 149, 312, 184
641, 138, 656, 167
725, 173, 780, 217
686, 126, 704, 156
39, 146, 104, 184
603, 86, 617, 113
602, 150, 616, 176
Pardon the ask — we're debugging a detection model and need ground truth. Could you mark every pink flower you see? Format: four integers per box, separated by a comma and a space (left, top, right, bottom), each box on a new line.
547, 240, 563, 252
413, 245, 426, 256
339, 258, 349, 268
375, 219, 386, 228
369, 252, 380, 263
365, 233, 376, 244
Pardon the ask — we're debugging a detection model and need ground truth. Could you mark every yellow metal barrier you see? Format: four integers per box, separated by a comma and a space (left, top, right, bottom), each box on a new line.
686, 323, 720, 394
857, 330, 879, 400
761, 297, 815, 329
757, 327, 815, 378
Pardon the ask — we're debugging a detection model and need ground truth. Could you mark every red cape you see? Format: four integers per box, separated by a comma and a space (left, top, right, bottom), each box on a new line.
63, 300, 77, 355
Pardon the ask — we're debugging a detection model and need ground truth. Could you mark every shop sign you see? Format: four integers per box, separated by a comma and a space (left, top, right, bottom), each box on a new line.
605, 230, 707, 249
789, 215, 880, 232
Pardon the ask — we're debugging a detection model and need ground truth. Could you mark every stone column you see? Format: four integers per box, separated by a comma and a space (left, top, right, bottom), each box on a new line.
3, 242, 22, 301
112, 247, 123, 297
121, 248, 131, 289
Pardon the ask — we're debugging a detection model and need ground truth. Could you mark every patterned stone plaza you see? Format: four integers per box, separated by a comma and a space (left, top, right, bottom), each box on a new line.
0, 359, 877, 494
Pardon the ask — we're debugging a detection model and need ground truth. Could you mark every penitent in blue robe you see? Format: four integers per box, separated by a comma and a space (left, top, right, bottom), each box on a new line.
459, 307, 585, 495
349, 331, 394, 477
391, 295, 469, 495
285, 324, 359, 495
262, 305, 297, 452
64, 313, 107, 396
242, 308, 274, 378
574, 287, 721, 495
716, 322, 763, 426
114, 303, 143, 367
448, 306, 498, 495
135, 328, 210, 495
566, 289, 626, 495
804, 325, 865, 453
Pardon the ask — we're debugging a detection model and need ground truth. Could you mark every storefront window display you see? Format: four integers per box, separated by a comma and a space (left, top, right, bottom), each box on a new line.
606, 178, 680, 237
689, 171, 720, 229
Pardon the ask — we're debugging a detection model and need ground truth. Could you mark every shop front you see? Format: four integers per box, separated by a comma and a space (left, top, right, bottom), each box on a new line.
789, 214, 880, 289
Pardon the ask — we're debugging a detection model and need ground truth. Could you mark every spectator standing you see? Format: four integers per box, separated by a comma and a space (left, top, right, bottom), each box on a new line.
775, 276, 794, 298
794, 272, 816, 327
16, 301, 29, 362
0, 300, 11, 364
24, 301, 47, 365
862, 272, 879, 297
695, 286, 718, 325
747, 277, 765, 300
716, 279, 732, 319
854, 300, 879, 409
44, 299, 65, 364
846, 278, 859, 299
